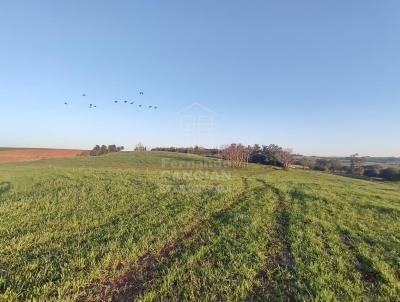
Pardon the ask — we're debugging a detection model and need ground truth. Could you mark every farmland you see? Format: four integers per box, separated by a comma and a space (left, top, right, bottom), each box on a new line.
0, 151, 399, 301
0, 148, 84, 164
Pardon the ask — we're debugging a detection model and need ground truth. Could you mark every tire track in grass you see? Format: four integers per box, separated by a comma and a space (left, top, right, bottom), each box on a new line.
137, 178, 276, 301
78, 178, 252, 302
6, 176, 222, 302
246, 179, 297, 301
339, 229, 387, 285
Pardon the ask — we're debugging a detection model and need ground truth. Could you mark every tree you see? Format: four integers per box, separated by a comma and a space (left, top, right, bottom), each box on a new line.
90, 145, 101, 156
108, 144, 117, 153
263, 144, 283, 166
134, 143, 146, 151
221, 143, 250, 167
192, 145, 206, 155
276, 148, 294, 169
89, 144, 123, 156
99, 145, 108, 155
350, 153, 366, 175
314, 159, 331, 171
329, 159, 343, 172
249, 144, 266, 164
299, 157, 313, 169
379, 168, 400, 181
340, 165, 351, 174
363, 165, 381, 178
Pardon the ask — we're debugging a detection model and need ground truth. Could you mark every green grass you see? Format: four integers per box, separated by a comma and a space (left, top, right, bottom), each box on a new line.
0, 152, 399, 301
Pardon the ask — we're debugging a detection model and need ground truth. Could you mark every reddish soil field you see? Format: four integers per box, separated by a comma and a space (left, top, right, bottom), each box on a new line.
0, 149, 85, 164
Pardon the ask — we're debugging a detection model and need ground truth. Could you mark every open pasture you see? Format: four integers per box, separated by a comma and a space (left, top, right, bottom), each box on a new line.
0, 152, 399, 301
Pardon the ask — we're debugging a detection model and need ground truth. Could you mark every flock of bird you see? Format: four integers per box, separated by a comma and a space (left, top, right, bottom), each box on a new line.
63, 91, 158, 110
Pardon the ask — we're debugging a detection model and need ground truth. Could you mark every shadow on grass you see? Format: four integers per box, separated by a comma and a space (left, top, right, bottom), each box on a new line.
78, 178, 254, 302
0, 182, 11, 196
332, 172, 385, 183
356, 203, 400, 216
339, 229, 387, 285
289, 187, 322, 205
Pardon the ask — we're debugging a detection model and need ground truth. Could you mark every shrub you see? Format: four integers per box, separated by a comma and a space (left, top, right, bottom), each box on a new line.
108, 145, 117, 153
89, 144, 123, 156
99, 145, 108, 155
314, 159, 331, 171
363, 165, 381, 178
134, 143, 146, 151
379, 168, 400, 181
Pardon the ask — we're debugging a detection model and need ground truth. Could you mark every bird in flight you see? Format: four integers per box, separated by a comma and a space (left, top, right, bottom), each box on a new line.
139, 92, 144, 95
154, 106, 158, 109
114, 101, 118, 103
64, 102, 68, 105
82, 93, 86, 97
124, 100, 128, 103
138, 104, 142, 107
130, 101, 134, 104
148, 105, 152, 108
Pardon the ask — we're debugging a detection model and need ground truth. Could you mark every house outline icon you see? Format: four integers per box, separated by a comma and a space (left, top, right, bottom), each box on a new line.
176, 102, 217, 117
176, 102, 217, 135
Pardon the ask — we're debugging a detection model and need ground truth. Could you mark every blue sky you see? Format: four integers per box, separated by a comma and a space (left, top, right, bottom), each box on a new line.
1, 0, 399, 156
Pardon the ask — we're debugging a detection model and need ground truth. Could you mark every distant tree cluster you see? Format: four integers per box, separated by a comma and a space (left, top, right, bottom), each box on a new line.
134, 143, 147, 151
151, 146, 219, 156
349, 153, 365, 175
374, 167, 400, 181
90, 144, 124, 156
152, 143, 295, 169
218, 144, 295, 169
247, 144, 295, 169
151, 144, 400, 179
296, 153, 400, 181
311, 158, 347, 173
220, 144, 250, 167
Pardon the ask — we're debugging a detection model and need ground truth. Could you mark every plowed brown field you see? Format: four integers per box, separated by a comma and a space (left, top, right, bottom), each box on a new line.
0, 149, 85, 164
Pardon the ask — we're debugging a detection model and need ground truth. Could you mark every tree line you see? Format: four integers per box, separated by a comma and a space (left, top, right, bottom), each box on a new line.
151, 146, 219, 156
151, 144, 400, 181
89, 144, 125, 156
152, 144, 295, 169
296, 153, 400, 181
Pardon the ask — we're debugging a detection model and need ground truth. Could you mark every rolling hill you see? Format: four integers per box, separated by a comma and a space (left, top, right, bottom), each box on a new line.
0, 151, 399, 301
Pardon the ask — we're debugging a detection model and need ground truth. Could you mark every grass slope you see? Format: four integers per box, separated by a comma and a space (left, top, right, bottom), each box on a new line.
0, 152, 399, 301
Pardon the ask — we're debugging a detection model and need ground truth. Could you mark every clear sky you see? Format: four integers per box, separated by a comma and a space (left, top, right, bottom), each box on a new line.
1, 0, 399, 156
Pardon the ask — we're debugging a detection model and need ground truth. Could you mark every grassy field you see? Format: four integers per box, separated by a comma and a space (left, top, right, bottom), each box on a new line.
0, 152, 399, 301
